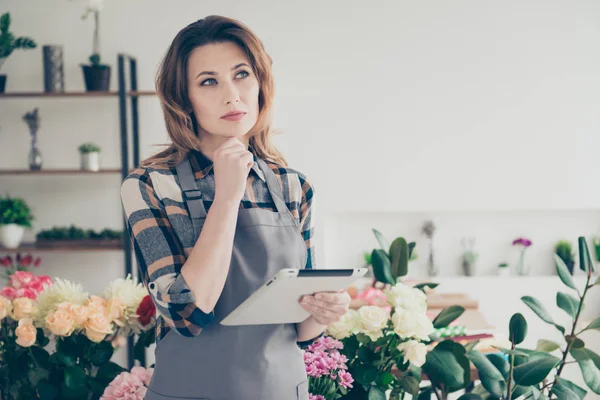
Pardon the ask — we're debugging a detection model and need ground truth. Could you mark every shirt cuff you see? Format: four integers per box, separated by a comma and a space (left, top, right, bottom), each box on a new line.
149, 273, 196, 304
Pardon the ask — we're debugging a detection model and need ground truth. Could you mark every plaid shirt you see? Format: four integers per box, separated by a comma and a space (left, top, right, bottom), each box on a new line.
120, 147, 316, 345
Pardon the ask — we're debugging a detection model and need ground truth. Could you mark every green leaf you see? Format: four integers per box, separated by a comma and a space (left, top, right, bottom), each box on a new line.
555, 254, 578, 290
521, 296, 565, 334
376, 371, 395, 387
359, 346, 378, 363
464, 340, 480, 353
582, 317, 600, 333
96, 361, 126, 384
368, 386, 387, 400
30, 346, 50, 368
36, 327, 50, 347
432, 305, 465, 329
487, 353, 510, 380
566, 335, 585, 349
64, 366, 86, 389
557, 292, 580, 319
371, 249, 395, 285
87, 377, 107, 397
492, 346, 530, 357
570, 348, 600, 393
37, 379, 59, 400
413, 282, 439, 292
553, 376, 587, 399
397, 375, 420, 397
513, 351, 560, 386
536, 339, 561, 353
56, 350, 76, 367
578, 236, 596, 273
466, 350, 505, 381
509, 313, 528, 345
373, 229, 390, 253
88, 340, 114, 366
353, 364, 379, 385
466, 350, 505, 398
417, 387, 432, 400
422, 340, 470, 392
458, 395, 484, 400
390, 237, 409, 278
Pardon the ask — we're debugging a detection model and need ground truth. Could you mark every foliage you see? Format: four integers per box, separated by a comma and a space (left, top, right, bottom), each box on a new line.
36, 226, 122, 241
0, 12, 37, 70
0, 195, 34, 228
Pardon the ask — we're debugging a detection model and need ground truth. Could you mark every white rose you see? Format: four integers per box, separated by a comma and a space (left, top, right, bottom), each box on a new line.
326, 309, 360, 340
384, 283, 427, 313
357, 306, 388, 333
364, 330, 384, 342
397, 340, 428, 367
392, 308, 434, 341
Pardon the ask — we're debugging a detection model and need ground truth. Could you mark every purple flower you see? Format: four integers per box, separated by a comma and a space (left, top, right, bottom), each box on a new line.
338, 370, 354, 389
309, 395, 326, 400
512, 237, 532, 247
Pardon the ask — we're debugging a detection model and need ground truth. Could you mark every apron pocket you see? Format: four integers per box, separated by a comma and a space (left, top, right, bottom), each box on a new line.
145, 386, 210, 400
296, 379, 309, 400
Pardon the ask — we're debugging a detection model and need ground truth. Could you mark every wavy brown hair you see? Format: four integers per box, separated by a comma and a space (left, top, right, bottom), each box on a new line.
141, 15, 286, 168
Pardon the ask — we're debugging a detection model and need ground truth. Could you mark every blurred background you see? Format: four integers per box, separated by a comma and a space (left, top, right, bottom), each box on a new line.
0, 0, 599, 398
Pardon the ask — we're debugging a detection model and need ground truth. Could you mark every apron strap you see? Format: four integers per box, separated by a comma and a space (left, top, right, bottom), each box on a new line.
256, 158, 293, 218
175, 154, 206, 238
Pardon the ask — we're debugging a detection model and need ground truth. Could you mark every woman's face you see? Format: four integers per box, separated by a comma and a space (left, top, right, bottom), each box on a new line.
187, 41, 260, 142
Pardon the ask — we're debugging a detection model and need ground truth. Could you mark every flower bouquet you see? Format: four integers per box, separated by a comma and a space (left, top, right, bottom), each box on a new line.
326, 281, 436, 399
0, 273, 155, 400
304, 336, 354, 400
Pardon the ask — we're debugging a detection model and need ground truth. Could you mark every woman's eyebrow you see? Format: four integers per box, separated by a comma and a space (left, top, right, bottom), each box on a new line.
195, 63, 250, 79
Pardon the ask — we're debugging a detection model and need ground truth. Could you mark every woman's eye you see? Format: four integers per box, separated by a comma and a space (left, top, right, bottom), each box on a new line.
200, 78, 217, 86
236, 70, 250, 79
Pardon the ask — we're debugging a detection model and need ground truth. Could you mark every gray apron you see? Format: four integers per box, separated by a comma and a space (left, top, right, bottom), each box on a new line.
144, 154, 310, 400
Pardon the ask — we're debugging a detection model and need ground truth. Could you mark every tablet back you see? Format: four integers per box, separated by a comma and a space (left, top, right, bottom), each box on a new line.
220, 268, 368, 326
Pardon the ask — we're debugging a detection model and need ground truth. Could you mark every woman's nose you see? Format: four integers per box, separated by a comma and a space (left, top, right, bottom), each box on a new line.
222, 83, 241, 105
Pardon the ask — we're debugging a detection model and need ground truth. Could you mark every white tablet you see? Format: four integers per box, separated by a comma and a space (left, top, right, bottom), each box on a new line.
220, 268, 368, 326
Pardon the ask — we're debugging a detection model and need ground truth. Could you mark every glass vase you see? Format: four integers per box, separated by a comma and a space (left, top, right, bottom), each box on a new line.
28, 139, 42, 170
516, 250, 529, 276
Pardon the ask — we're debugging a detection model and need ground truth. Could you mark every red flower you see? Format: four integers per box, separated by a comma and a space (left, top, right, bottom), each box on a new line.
137, 295, 156, 327
0, 287, 17, 300
16, 287, 37, 300
34, 257, 41, 267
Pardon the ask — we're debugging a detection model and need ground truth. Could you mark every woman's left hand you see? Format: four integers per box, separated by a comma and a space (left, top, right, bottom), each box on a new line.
298, 290, 351, 326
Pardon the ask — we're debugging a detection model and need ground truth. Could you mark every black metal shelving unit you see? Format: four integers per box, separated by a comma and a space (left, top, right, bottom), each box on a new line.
0, 52, 154, 370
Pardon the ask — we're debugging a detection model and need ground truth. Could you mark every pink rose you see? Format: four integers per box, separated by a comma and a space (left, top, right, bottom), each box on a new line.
10, 271, 34, 289
130, 366, 154, 387
15, 288, 37, 300
0, 287, 17, 301
100, 371, 147, 400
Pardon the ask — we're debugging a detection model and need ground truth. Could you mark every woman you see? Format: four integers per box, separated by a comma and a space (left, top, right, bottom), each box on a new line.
120, 15, 351, 400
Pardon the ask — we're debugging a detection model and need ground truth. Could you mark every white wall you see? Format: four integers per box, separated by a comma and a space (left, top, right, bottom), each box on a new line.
1, 0, 599, 395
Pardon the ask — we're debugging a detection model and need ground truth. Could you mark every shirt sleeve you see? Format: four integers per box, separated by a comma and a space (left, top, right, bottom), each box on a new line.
120, 168, 214, 337
298, 174, 316, 269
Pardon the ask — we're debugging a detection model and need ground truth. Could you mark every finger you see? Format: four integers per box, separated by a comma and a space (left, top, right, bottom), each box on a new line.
303, 300, 347, 316
214, 138, 245, 154
313, 292, 349, 305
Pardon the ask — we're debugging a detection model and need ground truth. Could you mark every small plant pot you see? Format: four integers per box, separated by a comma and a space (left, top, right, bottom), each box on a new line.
498, 267, 510, 277
0, 224, 25, 249
81, 152, 100, 171
81, 65, 110, 92
0, 74, 6, 93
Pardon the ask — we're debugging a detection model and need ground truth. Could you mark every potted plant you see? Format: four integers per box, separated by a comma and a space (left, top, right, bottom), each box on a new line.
460, 236, 478, 276
23, 108, 42, 170
0, 195, 34, 249
78, 142, 101, 171
512, 236, 532, 276
497, 262, 510, 277
0, 12, 37, 93
555, 239, 575, 275
75, 0, 111, 91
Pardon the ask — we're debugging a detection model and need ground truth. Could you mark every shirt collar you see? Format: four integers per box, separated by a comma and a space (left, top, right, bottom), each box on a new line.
189, 145, 265, 182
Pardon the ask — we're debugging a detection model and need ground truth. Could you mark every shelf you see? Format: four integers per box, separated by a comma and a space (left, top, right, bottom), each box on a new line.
0, 90, 156, 98
0, 240, 124, 252
0, 169, 124, 176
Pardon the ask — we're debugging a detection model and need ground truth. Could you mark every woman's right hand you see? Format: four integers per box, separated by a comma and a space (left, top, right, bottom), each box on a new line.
212, 137, 254, 206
